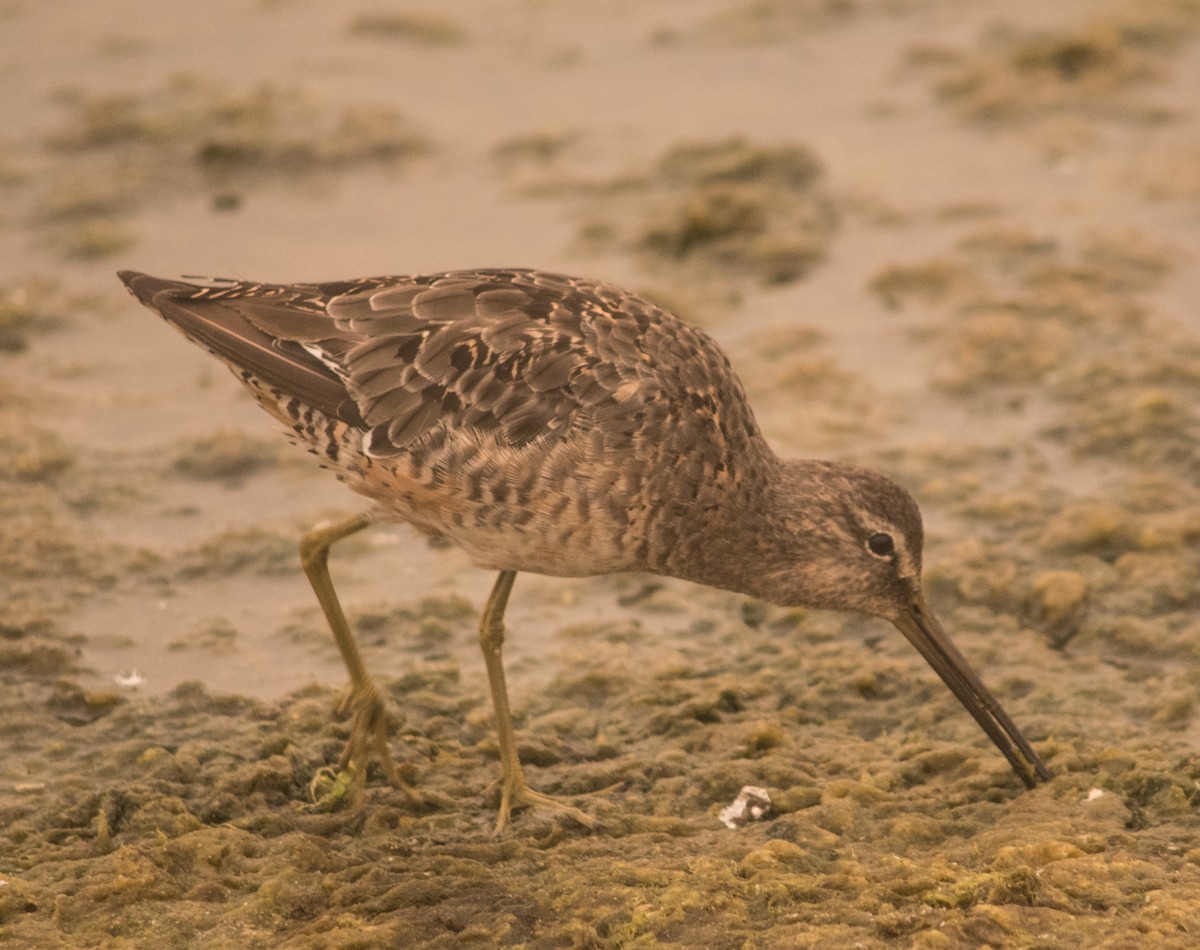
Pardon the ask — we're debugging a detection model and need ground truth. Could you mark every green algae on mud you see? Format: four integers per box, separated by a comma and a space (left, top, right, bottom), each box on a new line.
170, 428, 282, 482
514, 137, 839, 289
46, 79, 429, 176
636, 139, 836, 284
2, 619, 1200, 947
31, 78, 430, 261
918, 0, 1200, 127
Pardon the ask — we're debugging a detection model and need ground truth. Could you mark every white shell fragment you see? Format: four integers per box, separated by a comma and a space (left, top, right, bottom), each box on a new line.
719, 785, 773, 829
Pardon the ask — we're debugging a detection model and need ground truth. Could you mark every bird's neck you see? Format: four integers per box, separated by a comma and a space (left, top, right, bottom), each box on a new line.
660, 457, 868, 606
655, 453, 799, 600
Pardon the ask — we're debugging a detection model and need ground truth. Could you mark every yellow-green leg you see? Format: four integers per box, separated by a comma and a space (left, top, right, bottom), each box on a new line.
479, 570, 596, 833
299, 511, 416, 801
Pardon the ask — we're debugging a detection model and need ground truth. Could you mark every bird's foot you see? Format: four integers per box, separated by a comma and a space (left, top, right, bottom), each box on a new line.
309, 764, 356, 811
494, 774, 606, 834
328, 679, 421, 805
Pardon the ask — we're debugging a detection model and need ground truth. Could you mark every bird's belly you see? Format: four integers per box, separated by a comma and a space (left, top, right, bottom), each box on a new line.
341, 450, 647, 579
448, 523, 637, 577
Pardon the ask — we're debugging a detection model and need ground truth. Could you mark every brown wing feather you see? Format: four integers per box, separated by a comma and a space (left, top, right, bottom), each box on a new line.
120, 269, 765, 477
117, 271, 367, 427
120, 270, 656, 456
322, 273, 616, 455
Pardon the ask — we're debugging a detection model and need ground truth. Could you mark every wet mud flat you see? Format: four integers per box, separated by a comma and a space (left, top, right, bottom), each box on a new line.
3, 590, 1200, 948
4, 0, 1200, 946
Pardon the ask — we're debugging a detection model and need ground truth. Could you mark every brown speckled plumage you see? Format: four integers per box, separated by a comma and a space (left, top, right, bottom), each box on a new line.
120, 267, 1051, 830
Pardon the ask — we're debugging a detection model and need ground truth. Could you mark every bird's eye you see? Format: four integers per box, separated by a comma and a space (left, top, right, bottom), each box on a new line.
866, 533, 895, 557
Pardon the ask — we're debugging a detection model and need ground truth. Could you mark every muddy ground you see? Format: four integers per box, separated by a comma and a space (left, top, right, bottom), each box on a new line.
2, 0, 1200, 946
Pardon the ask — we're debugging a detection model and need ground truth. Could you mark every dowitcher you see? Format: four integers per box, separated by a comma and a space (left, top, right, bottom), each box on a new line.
119, 268, 1051, 831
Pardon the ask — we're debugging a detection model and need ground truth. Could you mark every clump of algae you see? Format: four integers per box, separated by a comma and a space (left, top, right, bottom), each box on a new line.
48, 78, 429, 178
173, 527, 297, 579
171, 429, 280, 481
347, 11, 468, 45
921, 12, 1194, 126
33, 78, 429, 259
551, 137, 837, 289
637, 139, 838, 285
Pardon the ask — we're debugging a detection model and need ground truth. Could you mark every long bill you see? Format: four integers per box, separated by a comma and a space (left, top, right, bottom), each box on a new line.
891, 593, 1052, 789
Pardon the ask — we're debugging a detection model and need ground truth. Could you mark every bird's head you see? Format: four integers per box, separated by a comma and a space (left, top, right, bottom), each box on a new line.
758, 460, 925, 619
754, 459, 1051, 789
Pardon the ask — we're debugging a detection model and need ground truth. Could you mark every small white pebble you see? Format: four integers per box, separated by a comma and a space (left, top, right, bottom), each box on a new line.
719, 785, 772, 829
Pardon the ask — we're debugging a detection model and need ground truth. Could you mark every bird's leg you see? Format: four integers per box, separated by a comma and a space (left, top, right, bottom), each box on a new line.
299, 511, 416, 802
479, 570, 596, 833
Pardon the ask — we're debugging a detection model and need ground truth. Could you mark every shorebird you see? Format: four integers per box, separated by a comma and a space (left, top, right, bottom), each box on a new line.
119, 268, 1051, 831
